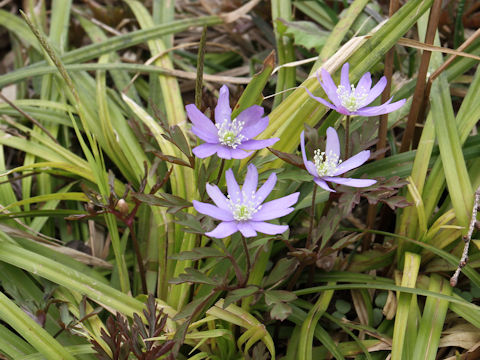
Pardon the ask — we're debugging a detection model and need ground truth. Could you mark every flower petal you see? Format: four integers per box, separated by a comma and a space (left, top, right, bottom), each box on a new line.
193, 200, 233, 221
242, 164, 258, 198
255, 172, 277, 204
304, 87, 338, 111
237, 106, 266, 139
193, 143, 222, 158
356, 98, 406, 117
237, 222, 257, 237
226, 169, 241, 203
253, 192, 299, 221
362, 76, 387, 106
205, 221, 238, 238
251, 222, 289, 235
323, 177, 376, 188
356, 72, 372, 95
186, 104, 219, 143
206, 184, 230, 210
319, 69, 341, 107
314, 178, 334, 192
215, 85, 232, 124
325, 127, 340, 158
229, 148, 251, 159
216, 146, 232, 159
340, 63, 350, 91
300, 131, 319, 177
334, 150, 370, 175
191, 126, 219, 143
239, 138, 279, 150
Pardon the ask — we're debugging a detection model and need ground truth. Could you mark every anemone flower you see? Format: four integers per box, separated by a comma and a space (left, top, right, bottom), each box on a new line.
186, 85, 279, 159
305, 63, 406, 116
193, 164, 299, 238
300, 127, 376, 192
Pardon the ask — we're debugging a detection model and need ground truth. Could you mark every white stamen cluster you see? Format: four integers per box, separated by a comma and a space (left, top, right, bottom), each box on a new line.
336, 84, 368, 112
216, 118, 246, 148
227, 191, 261, 221
314, 149, 341, 177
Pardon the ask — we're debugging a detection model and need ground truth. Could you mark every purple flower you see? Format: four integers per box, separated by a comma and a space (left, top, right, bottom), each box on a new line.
193, 164, 299, 238
186, 85, 279, 159
305, 63, 406, 116
300, 127, 376, 192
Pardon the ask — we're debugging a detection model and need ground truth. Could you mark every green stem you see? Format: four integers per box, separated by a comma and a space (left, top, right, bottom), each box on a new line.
345, 115, 351, 159
215, 159, 225, 185
306, 185, 317, 249
241, 235, 251, 286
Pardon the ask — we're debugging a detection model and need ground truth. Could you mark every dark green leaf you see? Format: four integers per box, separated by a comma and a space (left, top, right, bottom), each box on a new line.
174, 212, 206, 234
270, 302, 292, 321
280, 19, 328, 50
169, 268, 219, 286
264, 258, 298, 288
231, 51, 275, 118
268, 147, 305, 169
170, 247, 225, 261
170, 125, 192, 158
224, 286, 259, 307
264, 290, 297, 306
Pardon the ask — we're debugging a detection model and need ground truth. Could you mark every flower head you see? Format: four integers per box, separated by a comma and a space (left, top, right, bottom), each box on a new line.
187, 85, 279, 159
300, 127, 376, 192
193, 164, 299, 238
305, 63, 406, 116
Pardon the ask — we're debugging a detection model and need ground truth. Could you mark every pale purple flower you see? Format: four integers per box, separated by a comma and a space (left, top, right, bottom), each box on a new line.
193, 164, 299, 238
305, 63, 406, 116
186, 85, 279, 159
300, 127, 376, 192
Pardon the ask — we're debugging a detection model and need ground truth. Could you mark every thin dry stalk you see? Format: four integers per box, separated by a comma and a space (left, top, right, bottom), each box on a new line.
450, 185, 480, 287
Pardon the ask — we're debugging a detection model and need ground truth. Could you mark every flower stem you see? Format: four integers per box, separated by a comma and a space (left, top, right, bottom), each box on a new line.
306, 185, 317, 249
241, 235, 251, 286
215, 159, 225, 185
345, 115, 350, 158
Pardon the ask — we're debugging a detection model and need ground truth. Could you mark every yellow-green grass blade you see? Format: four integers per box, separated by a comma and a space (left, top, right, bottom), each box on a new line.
0, 15, 223, 88
313, 0, 370, 67
0, 324, 34, 358
0, 291, 76, 360
423, 63, 480, 221
123, 0, 185, 127
1, 192, 87, 212
19, 345, 96, 360
288, 303, 344, 359
297, 286, 335, 360
206, 299, 275, 359
429, 69, 472, 230
293, 283, 478, 312
0, 241, 145, 316
0, 9, 41, 52
390, 253, 420, 360
412, 274, 451, 360
75, 14, 140, 102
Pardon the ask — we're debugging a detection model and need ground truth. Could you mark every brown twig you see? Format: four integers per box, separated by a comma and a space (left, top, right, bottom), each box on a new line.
450, 185, 480, 287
